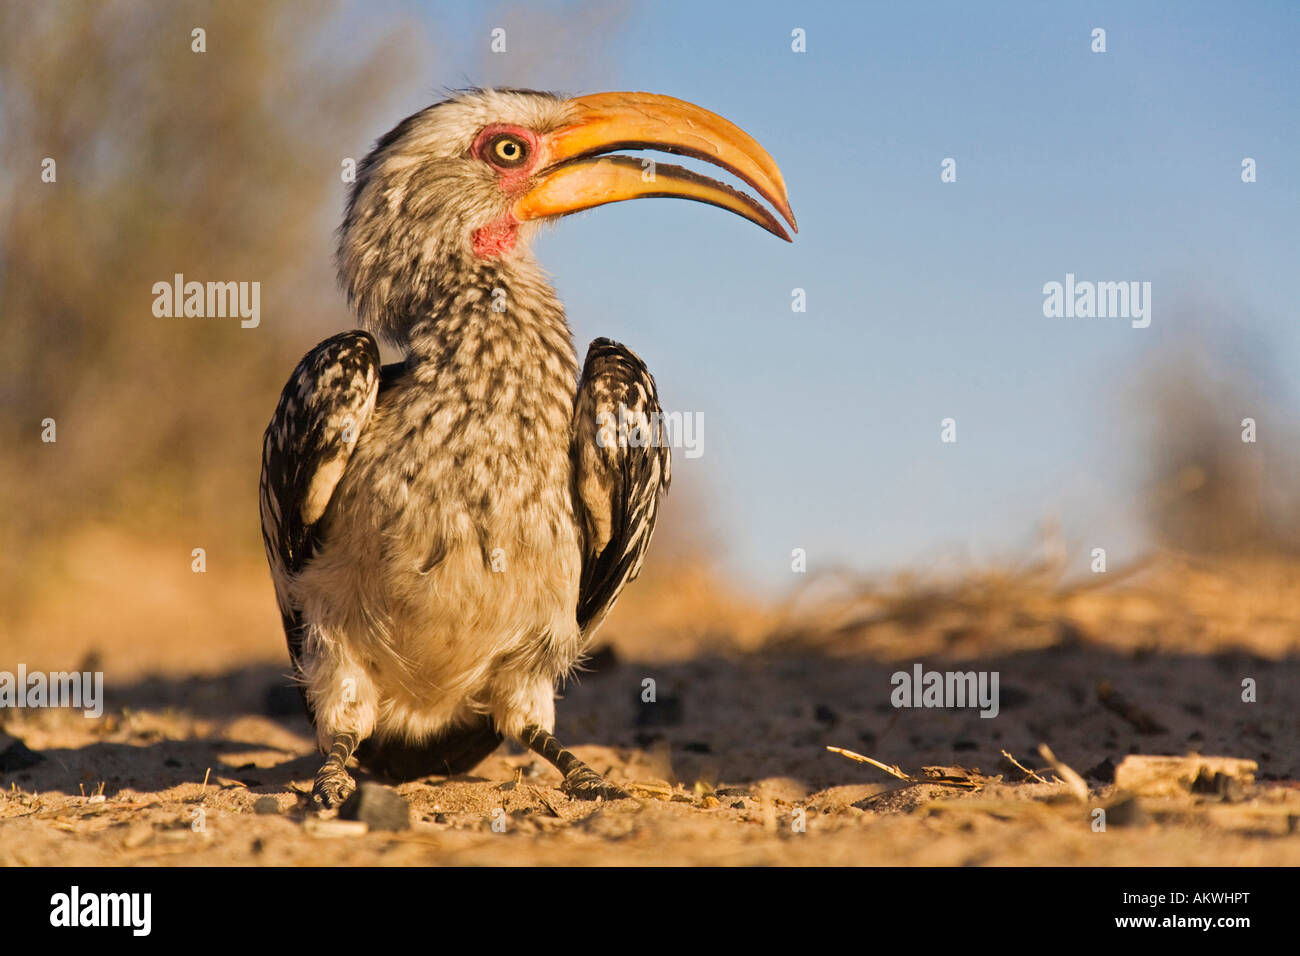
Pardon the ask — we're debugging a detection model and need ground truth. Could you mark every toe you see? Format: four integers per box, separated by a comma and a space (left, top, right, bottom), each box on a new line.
312, 772, 356, 810
561, 770, 628, 801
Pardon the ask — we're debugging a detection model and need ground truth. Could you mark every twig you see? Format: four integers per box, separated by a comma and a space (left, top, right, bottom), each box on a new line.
529, 786, 563, 818
825, 746, 910, 781
1001, 749, 1048, 784
827, 746, 979, 789
1037, 744, 1089, 801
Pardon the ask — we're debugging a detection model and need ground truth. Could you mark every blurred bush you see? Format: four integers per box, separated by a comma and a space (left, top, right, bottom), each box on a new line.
0, 1, 418, 608
1140, 342, 1300, 554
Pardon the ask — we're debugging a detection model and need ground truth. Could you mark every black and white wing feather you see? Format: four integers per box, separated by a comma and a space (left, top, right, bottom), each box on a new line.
258, 330, 382, 674
570, 338, 672, 636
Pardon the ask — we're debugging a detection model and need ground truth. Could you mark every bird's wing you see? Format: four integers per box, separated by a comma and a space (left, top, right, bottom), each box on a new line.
259, 330, 383, 675
571, 338, 672, 636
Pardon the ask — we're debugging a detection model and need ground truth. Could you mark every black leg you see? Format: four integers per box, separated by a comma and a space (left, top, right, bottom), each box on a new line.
520, 725, 628, 801
312, 731, 359, 809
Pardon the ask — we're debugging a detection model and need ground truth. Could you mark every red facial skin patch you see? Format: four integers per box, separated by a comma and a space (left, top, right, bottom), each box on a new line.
469, 124, 542, 258
472, 213, 520, 257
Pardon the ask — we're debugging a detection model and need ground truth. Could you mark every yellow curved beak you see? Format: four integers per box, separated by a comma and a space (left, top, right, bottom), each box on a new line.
513, 91, 797, 242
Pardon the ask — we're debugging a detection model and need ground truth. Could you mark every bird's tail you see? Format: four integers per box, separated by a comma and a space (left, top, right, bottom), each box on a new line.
354, 717, 504, 781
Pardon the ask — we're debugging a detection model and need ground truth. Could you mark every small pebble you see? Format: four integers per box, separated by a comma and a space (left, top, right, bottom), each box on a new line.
253, 795, 281, 815
1084, 757, 1117, 783
338, 782, 411, 831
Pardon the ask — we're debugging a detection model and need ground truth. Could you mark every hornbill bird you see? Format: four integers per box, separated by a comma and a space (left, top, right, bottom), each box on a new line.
259, 88, 795, 807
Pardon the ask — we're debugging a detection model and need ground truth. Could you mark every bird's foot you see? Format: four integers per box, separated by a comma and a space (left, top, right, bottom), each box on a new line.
312, 731, 361, 810
519, 724, 629, 801
312, 765, 357, 810
560, 766, 629, 801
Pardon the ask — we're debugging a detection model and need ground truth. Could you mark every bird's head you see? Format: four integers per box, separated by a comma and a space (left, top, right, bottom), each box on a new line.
338, 88, 795, 346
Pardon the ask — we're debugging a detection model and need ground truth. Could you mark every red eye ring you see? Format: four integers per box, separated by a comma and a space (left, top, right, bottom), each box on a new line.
473, 125, 539, 173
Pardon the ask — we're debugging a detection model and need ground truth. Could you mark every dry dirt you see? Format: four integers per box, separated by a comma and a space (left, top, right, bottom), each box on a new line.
2, 544, 1299, 866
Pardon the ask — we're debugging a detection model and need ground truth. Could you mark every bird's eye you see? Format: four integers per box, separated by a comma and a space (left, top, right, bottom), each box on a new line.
486, 133, 529, 169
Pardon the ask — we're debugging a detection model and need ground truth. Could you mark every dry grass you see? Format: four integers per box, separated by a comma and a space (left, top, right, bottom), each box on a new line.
2, 540, 1298, 866
766, 548, 1300, 662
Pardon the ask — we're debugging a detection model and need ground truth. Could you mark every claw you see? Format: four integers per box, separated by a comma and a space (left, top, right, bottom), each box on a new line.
312, 767, 356, 810
561, 767, 629, 801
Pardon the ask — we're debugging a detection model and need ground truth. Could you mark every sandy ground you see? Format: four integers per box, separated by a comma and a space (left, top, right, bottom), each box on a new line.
2, 544, 1299, 865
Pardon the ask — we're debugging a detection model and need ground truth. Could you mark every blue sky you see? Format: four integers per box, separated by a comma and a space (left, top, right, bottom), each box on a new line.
379, 1, 1299, 586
